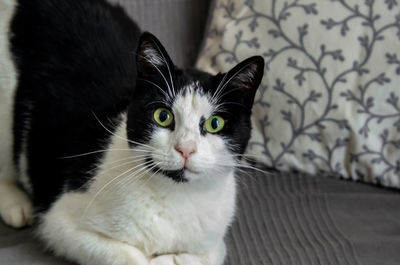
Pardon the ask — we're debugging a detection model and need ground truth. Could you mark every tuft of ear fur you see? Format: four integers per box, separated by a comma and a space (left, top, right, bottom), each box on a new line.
136, 32, 174, 76
223, 56, 265, 108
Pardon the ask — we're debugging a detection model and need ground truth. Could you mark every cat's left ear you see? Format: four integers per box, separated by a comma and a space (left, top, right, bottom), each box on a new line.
222, 56, 265, 108
136, 32, 174, 76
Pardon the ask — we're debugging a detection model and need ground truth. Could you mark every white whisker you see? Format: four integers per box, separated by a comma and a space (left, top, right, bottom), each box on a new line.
216, 87, 245, 101
81, 160, 154, 219
139, 78, 172, 103
139, 167, 162, 188
91, 112, 157, 151
106, 154, 151, 165
97, 157, 150, 173
211, 73, 229, 104
151, 41, 176, 98
214, 101, 246, 113
61, 147, 156, 159
135, 52, 174, 100
194, 156, 270, 175
212, 60, 255, 104
61, 149, 132, 159
145, 100, 171, 107
119, 162, 161, 190
86, 154, 152, 174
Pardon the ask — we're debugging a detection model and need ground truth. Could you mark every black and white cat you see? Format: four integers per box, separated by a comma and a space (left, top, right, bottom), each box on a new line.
0, 0, 264, 264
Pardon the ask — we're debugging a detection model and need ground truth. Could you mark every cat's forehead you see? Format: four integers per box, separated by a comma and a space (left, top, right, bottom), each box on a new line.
172, 82, 214, 118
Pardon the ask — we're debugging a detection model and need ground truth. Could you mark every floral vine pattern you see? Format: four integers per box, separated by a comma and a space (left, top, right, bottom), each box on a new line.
197, 0, 400, 187
350, 129, 400, 184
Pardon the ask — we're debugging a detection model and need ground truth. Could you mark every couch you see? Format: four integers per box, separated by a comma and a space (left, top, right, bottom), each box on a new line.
1, 0, 400, 264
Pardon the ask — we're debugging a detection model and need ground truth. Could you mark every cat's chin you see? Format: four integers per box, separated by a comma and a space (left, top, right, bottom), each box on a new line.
183, 167, 200, 175
154, 167, 188, 183
153, 166, 206, 183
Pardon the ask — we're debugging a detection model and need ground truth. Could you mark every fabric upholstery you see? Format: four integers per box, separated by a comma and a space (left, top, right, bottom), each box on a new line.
109, 0, 211, 67
197, 0, 400, 188
0, 224, 73, 265
227, 170, 400, 265
2, 171, 400, 265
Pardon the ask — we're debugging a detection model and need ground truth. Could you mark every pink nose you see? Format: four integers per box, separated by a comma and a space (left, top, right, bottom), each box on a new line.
175, 141, 196, 160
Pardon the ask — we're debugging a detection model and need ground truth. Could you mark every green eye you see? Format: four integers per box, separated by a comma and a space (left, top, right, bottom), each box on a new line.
154, 108, 174, 127
204, 116, 225, 133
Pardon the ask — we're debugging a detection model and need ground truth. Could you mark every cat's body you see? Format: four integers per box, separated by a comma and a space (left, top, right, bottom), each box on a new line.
38, 118, 234, 265
0, 0, 264, 264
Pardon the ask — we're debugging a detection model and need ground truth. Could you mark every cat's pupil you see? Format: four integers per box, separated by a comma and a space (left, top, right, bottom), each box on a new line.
211, 118, 219, 129
159, 110, 169, 122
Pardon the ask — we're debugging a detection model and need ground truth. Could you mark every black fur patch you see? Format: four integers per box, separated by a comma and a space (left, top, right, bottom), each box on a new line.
11, 0, 264, 211
11, 0, 140, 212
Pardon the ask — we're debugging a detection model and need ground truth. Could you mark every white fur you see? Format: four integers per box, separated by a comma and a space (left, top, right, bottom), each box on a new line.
38, 87, 236, 265
0, 0, 33, 228
17, 98, 34, 194
150, 84, 234, 182
142, 44, 165, 67
18, 152, 32, 194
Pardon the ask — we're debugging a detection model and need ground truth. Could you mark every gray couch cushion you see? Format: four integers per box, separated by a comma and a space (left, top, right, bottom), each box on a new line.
0, 224, 72, 265
227, 170, 400, 265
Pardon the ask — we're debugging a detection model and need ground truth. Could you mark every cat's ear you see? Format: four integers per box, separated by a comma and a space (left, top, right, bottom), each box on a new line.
136, 32, 174, 75
222, 56, 264, 108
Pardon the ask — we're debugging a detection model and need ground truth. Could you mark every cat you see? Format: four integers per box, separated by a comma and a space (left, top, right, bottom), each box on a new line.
0, 0, 264, 265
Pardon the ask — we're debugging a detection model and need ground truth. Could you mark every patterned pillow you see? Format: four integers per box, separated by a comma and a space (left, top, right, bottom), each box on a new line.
197, 0, 400, 188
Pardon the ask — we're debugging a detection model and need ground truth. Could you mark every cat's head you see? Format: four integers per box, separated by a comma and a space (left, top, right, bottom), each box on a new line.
127, 32, 264, 183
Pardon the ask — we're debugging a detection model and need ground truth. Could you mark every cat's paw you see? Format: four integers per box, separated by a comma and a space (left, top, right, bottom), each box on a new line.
119, 244, 150, 265
150, 254, 207, 265
0, 191, 32, 228
174, 254, 205, 265
150, 254, 176, 265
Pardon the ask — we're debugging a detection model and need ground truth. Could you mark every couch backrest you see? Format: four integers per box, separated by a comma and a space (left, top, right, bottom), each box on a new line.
108, 0, 211, 68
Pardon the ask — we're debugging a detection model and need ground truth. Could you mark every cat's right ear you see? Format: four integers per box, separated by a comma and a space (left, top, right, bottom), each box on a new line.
136, 32, 174, 76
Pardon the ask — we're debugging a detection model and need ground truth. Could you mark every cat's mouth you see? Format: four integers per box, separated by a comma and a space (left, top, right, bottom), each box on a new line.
183, 167, 200, 174
147, 157, 200, 183
152, 165, 201, 183
157, 167, 188, 183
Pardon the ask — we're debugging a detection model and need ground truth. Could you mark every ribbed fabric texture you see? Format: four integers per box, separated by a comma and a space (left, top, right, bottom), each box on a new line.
108, 0, 211, 68
225, 170, 400, 265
